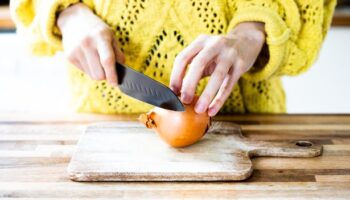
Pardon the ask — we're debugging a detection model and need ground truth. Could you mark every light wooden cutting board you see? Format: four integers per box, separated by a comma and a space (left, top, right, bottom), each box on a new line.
68, 121, 322, 181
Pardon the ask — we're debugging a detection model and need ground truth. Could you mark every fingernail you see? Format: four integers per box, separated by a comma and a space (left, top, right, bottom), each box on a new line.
195, 102, 206, 114
208, 107, 218, 117
181, 93, 192, 104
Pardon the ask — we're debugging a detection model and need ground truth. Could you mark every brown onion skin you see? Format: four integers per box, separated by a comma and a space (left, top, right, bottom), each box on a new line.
139, 97, 210, 148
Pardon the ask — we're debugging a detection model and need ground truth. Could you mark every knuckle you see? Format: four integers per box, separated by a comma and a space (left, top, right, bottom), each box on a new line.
237, 64, 247, 74
220, 49, 236, 63
97, 27, 108, 35
71, 61, 81, 69
81, 36, 93, 47
236, 57, 245, 66
182, 81, 196, 94
214, 36, 225, 45
102, 56, 115, 67
197, 34, 208, 41
221, 83, 230, 92
223, 57, 234, 65
95, 27, 112, 40
199, 93, 211, 103
215, 69, 227, 80
65, 47, 79, 60
106, 71, 117, 81
214, 99, 223, 107
221, 56, 234, 66
229, 48, 238, 58
174, 53, 185, 64
194, 57, 207, 67
107, 76, 116, 83
194, 34, 209, 43
94, 73, 105, 80
66, 53, 76, 63
234, 56, 245, 71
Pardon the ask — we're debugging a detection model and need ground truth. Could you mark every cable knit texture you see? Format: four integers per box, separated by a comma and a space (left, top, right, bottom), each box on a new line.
11, 0, 336, 114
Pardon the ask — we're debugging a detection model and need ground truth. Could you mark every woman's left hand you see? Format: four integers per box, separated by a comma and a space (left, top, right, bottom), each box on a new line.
170, 22, 266, 116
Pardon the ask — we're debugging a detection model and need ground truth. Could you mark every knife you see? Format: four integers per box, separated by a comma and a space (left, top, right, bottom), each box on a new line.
116, 62, 185, 111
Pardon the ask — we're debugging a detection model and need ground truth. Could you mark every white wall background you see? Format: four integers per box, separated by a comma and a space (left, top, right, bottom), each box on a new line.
0, 27, 349, 113
282, 27, 350, 113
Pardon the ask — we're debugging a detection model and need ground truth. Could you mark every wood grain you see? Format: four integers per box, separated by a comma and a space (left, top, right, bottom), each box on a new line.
2, 111, 350, 124
67, 121, 321, 181
316, 175, 350, 182
0, 114, 350, 198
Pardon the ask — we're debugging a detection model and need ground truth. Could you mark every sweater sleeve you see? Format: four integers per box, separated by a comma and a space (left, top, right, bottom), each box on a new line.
10, 0, 94, 56
226, 0, 337, 81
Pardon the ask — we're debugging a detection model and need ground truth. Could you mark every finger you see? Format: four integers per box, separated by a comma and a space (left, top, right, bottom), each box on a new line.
67, 55, 83, 72
97, 38, 118, 86
207, 67, 241, 116
112, 39, 125, 64
75, 49, 90, 74
65, 48, 84, 72
170, 35, 208, 95
180, 44, 219, 104
194, 60, 232, 114
81, 46, 106, 80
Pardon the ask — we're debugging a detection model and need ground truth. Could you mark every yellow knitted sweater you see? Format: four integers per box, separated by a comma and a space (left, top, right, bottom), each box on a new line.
11, 0, 336, 114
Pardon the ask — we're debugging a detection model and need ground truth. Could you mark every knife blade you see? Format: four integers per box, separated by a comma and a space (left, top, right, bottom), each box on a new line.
116, 62, 185, 111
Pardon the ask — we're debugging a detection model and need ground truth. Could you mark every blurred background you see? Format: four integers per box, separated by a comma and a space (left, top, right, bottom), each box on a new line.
0, 0, 349, 114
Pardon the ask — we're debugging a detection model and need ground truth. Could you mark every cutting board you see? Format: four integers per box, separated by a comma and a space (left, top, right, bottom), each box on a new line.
68, 121, 322, 181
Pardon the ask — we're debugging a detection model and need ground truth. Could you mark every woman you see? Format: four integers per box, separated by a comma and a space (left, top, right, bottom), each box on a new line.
10, 0, 336, 116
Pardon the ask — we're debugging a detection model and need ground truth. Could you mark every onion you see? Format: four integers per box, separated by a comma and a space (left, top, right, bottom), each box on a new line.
138, 97, 211, 148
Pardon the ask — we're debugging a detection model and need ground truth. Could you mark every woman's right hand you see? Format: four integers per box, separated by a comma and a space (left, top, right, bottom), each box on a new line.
57, 3, 125, 86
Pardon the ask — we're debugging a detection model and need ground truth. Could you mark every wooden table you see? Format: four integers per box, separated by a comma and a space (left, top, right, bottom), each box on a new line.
1, 112, 350, 199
